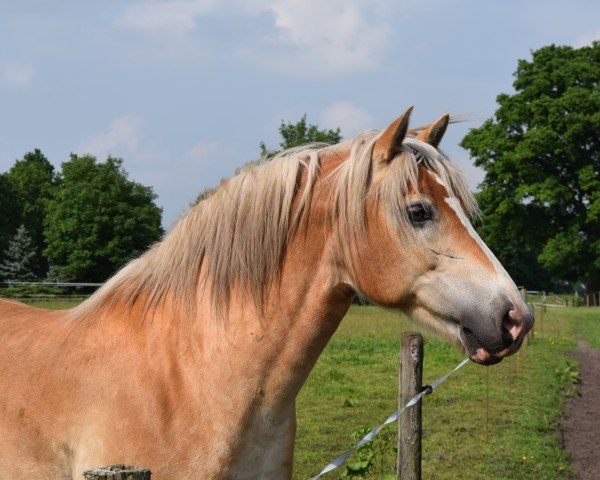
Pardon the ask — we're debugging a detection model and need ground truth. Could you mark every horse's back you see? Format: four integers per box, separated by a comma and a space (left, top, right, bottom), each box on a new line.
0, 297, 69, 334
0, 297, 69, 355
0, 297, 67, 318
0, 296, 32, 315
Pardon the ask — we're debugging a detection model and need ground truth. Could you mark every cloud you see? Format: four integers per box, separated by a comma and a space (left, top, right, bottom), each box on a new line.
257, 0, 391, 75
114, 0, 391, 75
320, 101, 374, 138
77, 115, 143, 159
74, 115, 244, 226
114, 0, 217, 36
575, 26, 600, 47
2, 63, 34, 89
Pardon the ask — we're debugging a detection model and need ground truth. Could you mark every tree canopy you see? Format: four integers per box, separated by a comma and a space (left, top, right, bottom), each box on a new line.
44, 155, 164, 282
461, 42, 600, 292
0, 174, 21, 260
259, 114, 341, 158
3, 149, 57, 276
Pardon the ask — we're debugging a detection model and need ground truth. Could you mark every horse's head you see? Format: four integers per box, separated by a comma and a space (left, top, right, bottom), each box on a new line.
340, 108, 533, 365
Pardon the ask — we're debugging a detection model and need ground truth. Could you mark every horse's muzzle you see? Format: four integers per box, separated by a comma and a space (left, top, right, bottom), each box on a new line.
461, 304, 534, 365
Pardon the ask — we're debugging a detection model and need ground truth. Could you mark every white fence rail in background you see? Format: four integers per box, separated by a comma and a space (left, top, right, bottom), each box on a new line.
0, 281, 103, 287
0, 281, 103, 300
522, 289, 597, 308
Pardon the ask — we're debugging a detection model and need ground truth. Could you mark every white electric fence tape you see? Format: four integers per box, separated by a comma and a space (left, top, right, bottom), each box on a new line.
308, 357, 470, 480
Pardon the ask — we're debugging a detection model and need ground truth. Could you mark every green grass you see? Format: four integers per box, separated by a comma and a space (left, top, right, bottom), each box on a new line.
294, 305, 597, 479
565, 307, 600, 348
10, 298, 600, 479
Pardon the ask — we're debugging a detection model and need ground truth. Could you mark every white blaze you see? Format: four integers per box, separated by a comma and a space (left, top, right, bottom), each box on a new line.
428, 170, 518, 288
444, 197, 512, 281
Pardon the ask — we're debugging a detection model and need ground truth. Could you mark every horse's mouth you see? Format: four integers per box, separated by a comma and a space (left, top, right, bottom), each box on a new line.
460, 327, 504, 366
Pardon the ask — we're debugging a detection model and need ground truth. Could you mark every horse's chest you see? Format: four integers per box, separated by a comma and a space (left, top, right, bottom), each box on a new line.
225, 412, 296, 480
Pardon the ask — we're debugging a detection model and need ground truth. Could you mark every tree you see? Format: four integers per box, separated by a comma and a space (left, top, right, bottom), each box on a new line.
44, 155, 164, 282
461, 42, 600, 292
0, 174, 21, 262
0, 225, 37, 282
259, 114, 341, 158
4, 149, 58, 277
195, 115, 342, 205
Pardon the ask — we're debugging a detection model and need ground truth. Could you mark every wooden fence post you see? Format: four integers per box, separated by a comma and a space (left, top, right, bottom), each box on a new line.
539, 299, 544, 338
520, 288, 527, 304
541, 291, 547, 313
83, 465, 151, 480
398, 332, 424, 480
527, 302, 535, 341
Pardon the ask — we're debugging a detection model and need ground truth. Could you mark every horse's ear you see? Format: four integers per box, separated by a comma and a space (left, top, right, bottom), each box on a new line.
373, 106, 413, 164
416, 113, 449, 148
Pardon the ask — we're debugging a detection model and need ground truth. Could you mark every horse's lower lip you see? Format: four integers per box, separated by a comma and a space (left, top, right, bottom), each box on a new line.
460, 326, 509, 363
470, 347, 503, 365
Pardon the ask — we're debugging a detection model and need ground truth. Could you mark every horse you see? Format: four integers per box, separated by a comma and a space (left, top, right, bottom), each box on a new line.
0, 109, 533, 479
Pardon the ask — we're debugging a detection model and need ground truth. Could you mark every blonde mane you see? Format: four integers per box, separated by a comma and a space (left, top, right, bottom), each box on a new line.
69, 127, 478, 322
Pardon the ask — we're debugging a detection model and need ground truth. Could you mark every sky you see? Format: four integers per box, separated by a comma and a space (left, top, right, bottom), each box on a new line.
1, 1, 599, 229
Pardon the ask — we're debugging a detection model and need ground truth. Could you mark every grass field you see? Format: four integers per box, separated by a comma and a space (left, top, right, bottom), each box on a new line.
13, 298, 600, 479
294, 306, 587, 479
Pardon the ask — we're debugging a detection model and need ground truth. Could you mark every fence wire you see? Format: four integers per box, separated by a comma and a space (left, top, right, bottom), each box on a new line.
308, 357, 470, 480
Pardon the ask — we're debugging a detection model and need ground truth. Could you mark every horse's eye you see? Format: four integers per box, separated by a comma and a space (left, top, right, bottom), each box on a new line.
408, 204, 431, 223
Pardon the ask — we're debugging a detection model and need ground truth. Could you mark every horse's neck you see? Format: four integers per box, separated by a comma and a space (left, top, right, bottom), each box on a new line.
242, 152, 354, 407
259, 243, 353, 405
193, 153, 354, 412
85, 149, 354, 414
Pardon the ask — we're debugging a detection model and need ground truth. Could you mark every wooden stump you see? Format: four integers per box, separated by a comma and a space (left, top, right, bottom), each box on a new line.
83, 465, 151, 480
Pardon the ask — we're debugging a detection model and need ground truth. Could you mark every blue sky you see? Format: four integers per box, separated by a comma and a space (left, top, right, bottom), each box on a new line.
1, 1, 599, 228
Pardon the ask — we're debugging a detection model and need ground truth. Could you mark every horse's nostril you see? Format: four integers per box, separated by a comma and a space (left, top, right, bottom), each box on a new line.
500, 313, 514, 347
502, 308, 522, 342
502, 310, 513, 330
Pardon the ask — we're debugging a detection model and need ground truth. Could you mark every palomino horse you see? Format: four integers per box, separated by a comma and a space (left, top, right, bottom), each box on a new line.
0, 109, 532, 479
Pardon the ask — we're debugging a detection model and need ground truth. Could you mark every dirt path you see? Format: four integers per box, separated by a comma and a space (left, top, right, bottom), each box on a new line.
562, 341, 600, 479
